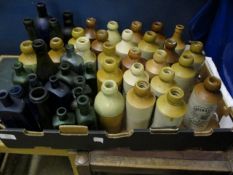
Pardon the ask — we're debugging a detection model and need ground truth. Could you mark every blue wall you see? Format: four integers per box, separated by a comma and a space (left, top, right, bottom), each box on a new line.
0, 0, 206, 54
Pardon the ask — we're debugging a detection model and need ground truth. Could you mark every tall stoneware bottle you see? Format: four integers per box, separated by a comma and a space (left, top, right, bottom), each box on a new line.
94, 80, 125, 133
145, 49, 167, 79
123, 63, 149, 94
181, 41, 205, 73
97, 41, 120, 69
48, 37, 65, 64
138, 31, 158, 60
171, 54, 196, 99
164, 39, 179, 65
18, 40, 37, 72
170, 24, 185, 55
126, 80, 156, 130
85, 17, 96, 42
184, 76, 221, 131
23, 18, 38, 41
150, 67, 176, 97
68, 27, 85, 46
97, 57, 123, 91
151, 87, 186, 128
49, 17, 63, 40
130, 20, 142, 45
62, 12, 74, 44
116, 29, 134, 58
107, 20, 121, 45
91, 29, 108, 55
12, 62, 29, 88
151, 21, 166, 48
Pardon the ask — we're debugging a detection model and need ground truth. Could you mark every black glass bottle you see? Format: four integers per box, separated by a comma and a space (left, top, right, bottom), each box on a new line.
23, 18, 38, 41
71, 86, 84, 110
84, 62, 97, 96
49, 17, 63, 40
28, 73, 43, 91
12, 61, 29, 88
56, 62, 76, 87
62, 12, 74, 44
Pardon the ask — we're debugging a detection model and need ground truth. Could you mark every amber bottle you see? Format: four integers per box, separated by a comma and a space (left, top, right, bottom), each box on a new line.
170, 24, 185, 55
107, 20, 121, 45
91, 29, 108, 55
48, 37, 65, 64
130, 20, 142, 45
68, 27, 85, 46
164, 39, 179, 65
151, 21, 166, 48
85, 17, 96, 42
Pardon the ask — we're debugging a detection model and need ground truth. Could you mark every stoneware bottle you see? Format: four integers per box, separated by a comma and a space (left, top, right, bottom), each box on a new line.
27, 73, 42, 90
164, 39, 179, 65
48, 37, 65, 64
145, 49, 167, 79
116, 29, 134, 58
48, 17, 63, 40
121, 47, 145, 72
18, 40, 37, 72
23, 18, 38, 41
123, 62, 149, 94
61, 44, 84, 74
91, 29, 108, 55
53, 107, 76, 129
98, 41, 120, 69
138, 31, 158, 60
94, 80, 125, 133
151, 87, 186, 128
150, 67, 176, 97
130, 20, 142, 45
85, 17, 96, 42
126, 80, 156, 130
68, 27, 85, 46
181, 41, 205, 73
76, 95, 97, 129
171, 54, 196, 99
184, 76, 221, 131
107, 20, 121, 45
151, 21, 166, 48
97, 57, 123, 91
170, 24, 185, 55
12, 62, 29, 88
62, 12, 74, 44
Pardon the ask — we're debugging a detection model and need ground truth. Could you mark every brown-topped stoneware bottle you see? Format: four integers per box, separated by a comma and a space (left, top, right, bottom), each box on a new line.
91, 29, 108, 55
170, 24, 185, 55
48, 37, 65, 64
145, 49, 167, 79
138, 31, 158, 60
68, 27, 85, 46
85, 17, 96, 42
151, 21, 166, 48
130, 20, 142, 45
107, 20, 121, 45
18, 40, 37, 72
164, 39, 179, 65
126, 80, 156, 130
184, 76, 222, 131
97, 57, 123, 91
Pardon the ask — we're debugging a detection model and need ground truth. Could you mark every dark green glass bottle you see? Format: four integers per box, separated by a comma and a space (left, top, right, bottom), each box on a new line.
71, 86, 84, 111
12, 61, 29, 88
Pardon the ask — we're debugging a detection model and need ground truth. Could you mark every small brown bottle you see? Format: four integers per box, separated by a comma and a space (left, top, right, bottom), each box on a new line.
85, 17, 96, 42
91, 29, 108, 55
130, 20, 142, 45
48, 37, 65, 64
170, 24, 185, 55
151, 21, 166, 48
164, 39, 179, 65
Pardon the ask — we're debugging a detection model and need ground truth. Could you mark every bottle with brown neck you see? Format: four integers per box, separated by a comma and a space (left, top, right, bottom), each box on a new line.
164, 39, 179, 65
68, 27, 85, 46
130, 20, 142, 45
48, 37, 65, 64
18, 40, 37, 72
97, 57, 123, 91
91, 29, 108, 55
151, 21, 166, 48
107, 20, 121, 45
170, 24, 185, 55
184, 76, 222, 131
145, 49, 167, 79
85, 17, 96, 42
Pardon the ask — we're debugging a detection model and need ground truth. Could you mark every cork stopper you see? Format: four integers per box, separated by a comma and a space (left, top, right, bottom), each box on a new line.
174, 24, 184, 33
76, 37, 90, 51
204, 76, 221, 92
103, 41, 115, 55
143, 31, 156, 43
131, 21, 142, 32
151, 21, 163, 33
102, 57, 117, 72
159, 67, 175, 82
167, 87, 184, 105
50, 37, 64, 50
128, 47, 141, 60
190, 41, 203, 54
86, 17, 96, 28
134, 80, 150, 97
96, 29, 108, 42
164, 39, 177, 49
122, 29, 133, 41
130, 63, 144, 76
107, 21, 119, 30
179, 54, 194, 67
101, 80, 118, 95
20, 40, 34, 54
153, 49, 167, 63
72, 27, 85, 39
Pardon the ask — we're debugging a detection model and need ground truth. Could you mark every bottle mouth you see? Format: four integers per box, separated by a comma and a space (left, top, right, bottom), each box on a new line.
22, 40, 31, 47
9, 85, 23, 97
57, 107, 67, 116
60, 62, 70, 71
73, 76, 85, 86
167, 87, 184, 104
134, 80, 150, 96
130, 62, 144, 75
165, 39, 177, 49
97, 29, 108, 41
179, 54, 194, 67
73, 27, 83, 33
23, 18, 33, 26
103, 41, 114, 49
0, 90, 8, 100
29, 87, 48, 103
153, 49, 167, 63
143, 31, 156, 42
204, 76, 221, 92
72, 87, 83, 98
160, 67, 175, 82
86, 17, 96, 27
13, 62, 23, 70
63, 11, 72, 18
102, 80, 118, 95
77, 95, 89, 105
131, 20, 142, 31
176, 24, 184, 30
136, 80, 149, 90
105, 57, 115, 65
122, 29, 133, 40
27, 73, 37, 82
49, 75, 58, 83
151, 21, 163, 32
107, 21, 118, 30
33, 39, 47, 52
37, 2, 45, 8
49, 17, 57, 24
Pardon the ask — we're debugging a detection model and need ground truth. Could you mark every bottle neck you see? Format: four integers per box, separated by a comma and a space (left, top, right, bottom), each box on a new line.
49, 76, 60, 89
36, 3, 48, 18
77, 95, 90, 115
0, 90, 13, 107
9, 85, 24, 99
56, 107, 68, 121
73, 76, 86, 88
13, 62, 25, 76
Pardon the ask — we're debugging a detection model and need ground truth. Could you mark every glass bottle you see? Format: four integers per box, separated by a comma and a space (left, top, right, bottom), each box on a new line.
170, 24, 185, 55
107, 20, 121, 45
71, 86, 84, 110
91, 29, 108, 55
84, 62, 97, 96
164, 39, 179, 65
48, 17, 63, 40
48, 37, 65, 64
53, 107, 75, 129
12, 62, 28, 88
23, 18, 38, 41
68, 27, 85, 46
62, 11, 74, 44
151, 21, 166, 48
27, 73, 42, 91
85, 17, 96, 42
130, 20, 142, 45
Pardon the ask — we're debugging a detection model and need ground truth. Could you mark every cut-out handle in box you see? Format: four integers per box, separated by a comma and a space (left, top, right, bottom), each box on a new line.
149, 127, 179, 134
194, 129, 213, 137
59, 125, 88, 135
106, 131, 133, 139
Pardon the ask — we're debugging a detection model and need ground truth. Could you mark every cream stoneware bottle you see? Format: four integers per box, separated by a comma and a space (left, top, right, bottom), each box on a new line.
107, 20, 121, 45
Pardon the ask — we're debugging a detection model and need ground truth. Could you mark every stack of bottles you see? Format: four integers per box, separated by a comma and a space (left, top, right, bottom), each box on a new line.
0, 2, 223, 133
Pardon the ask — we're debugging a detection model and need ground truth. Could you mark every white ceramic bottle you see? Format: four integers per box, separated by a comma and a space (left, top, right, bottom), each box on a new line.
107, 20, 121, 45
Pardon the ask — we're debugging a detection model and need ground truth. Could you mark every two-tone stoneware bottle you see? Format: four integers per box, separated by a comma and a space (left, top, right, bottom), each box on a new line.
151, 87, 186, 128
107, 20, 121, 45
91, 29, 108, 55
48, 37, 65, 64
85, 17, 96, 42
68, 27, 85, 46
126, 80, 156, 130
164, 39, 179, 65
130, 20, 142, 45
151, 21, 166, 48
184, 76, 221, 131
94, 80, 125, 133
170, 24, 185, 55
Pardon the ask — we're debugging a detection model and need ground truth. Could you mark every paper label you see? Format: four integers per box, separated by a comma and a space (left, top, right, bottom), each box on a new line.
93, 137, 104, 144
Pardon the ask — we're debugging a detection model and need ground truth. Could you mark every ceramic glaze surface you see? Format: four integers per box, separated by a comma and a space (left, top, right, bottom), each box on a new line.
68, 27, 85, 46
48, 37, 65, 63
107, 21, 121, 45
170, 24, 185, 55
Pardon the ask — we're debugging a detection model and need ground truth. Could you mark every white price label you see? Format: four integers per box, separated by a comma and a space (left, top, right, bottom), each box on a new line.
0, 134, 16, 140
93, 137, 104, 144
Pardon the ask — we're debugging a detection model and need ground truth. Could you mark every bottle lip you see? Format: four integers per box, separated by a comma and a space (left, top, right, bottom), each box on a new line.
122, 29, 133, 41
190, 41, 204, 53
36, 2, 48, 17
49, 17, 58, 26
159, 67, 175, 82
63, 11, 73, 22
86, 17, 96, 27
27, 73, 37, 82
73, 75, 86, 87
0, 90, 9, 100
72, 87, 83, 98
72, 27, 85, 39
134, 80, 150, 97
151, 21, 163, 32
101, 80, 118, 95
175, 24, 184, 31
29, 87, 48, 103
130, 62, 144, 76
204, 76, 221, 92
23, 18, 34, 27
143, 31, 156, 43
107, 20, 119, 30
103, 41, 115, 54
131, 20, 142, 32
164, 39, 177, 49
20, 40, 33, 54
167, 87, 184, 105
128, 47, 141, 59
179, 54, 194, 67
59, 62, 71, 72
153, 49, 167, 63
12, 62, 23, 71
32, 39, 47, 53
56, 107, 67, 116
49, 75, 59, 87
77, 94, 89, 106
102, 57, 116, 72
96, 29, 108, 41
50, 37, 64, 50
65, 44, 75, 53
9, 85, 23, 98
76, 36, 90, 51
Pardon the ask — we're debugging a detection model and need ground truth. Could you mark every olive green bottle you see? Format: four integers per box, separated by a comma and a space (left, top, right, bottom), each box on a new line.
12, 61, 29, 88
68, 27, 85, 46
48, 37, 65, 64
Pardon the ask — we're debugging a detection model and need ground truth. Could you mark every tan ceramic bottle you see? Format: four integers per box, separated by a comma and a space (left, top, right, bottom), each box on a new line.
145, 49, 167, 79
138, 31, 159, 60
97, 57, 123, 91
94, 80, 125, 133
18, 40, 37, 72
126, 80, 156, 130
116, 29, 134, 58
184, 76, 221, 131
151, 21, 166, 48
91, 29, 108, 55
164, 39, 179, 65
150, 67, 176, 97
130, 20, 142, 45
123, 62, 149, 94
48, 37, 65, 64
68, 27, 85, 46
98, 41, 120, 69
107, 20, 121, 45
170, 24, 185, 55
85, 17, 96, 42
151, 87, 186, 128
